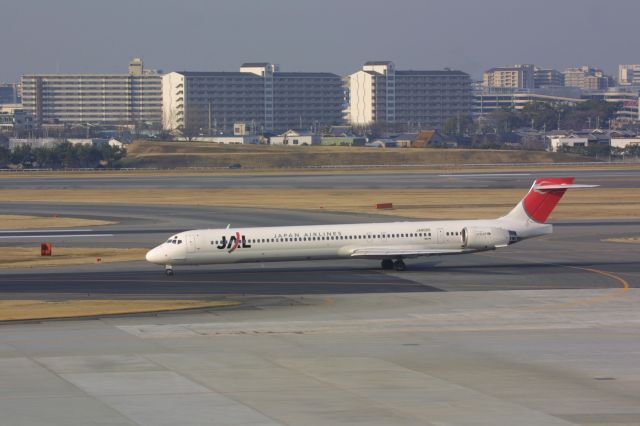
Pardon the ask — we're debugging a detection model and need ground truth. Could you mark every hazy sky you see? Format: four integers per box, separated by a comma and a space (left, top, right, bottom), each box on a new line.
2, 0, 639, 82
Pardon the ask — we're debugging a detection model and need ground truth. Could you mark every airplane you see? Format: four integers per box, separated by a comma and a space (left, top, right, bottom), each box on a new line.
145, 177, 596, 275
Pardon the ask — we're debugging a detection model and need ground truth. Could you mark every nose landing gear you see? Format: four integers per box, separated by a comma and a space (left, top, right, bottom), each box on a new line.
165, 265, 174, 276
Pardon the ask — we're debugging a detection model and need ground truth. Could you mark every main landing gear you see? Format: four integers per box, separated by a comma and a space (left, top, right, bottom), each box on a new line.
381, 258, 405, 271
165, 265, 174, 276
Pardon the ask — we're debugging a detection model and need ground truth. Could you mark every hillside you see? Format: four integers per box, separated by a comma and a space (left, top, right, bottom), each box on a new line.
122, 140, 591, 169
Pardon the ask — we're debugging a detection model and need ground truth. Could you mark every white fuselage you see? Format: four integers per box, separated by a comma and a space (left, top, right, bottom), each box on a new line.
145, 216, 550, 267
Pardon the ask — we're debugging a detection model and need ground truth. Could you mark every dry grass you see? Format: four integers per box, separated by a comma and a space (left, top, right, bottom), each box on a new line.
121, 141, 590, 168
0, 187, 638, 220
0, 247, 148, 269
603, 237, 640, 244
0, 299, 239, 321
1, 163, 638, 178
0, 215, 114, 230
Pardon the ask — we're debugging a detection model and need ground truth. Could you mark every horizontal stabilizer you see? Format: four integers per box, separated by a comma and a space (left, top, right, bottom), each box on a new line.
533, 184, 599, 190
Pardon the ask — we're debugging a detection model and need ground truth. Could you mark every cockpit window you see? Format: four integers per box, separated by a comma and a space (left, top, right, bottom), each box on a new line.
178, 240, 182, 244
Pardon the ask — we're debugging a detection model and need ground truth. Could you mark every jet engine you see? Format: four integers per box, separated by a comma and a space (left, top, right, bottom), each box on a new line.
461, 227, 518, 250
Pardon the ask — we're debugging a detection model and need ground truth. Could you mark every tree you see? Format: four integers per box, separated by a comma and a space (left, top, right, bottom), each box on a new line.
521, 102, 561, 131
180, 123, 201, 142
11, 144, 34, 167
562, 100, 620, 130
443, 114, 475, 136
0, 146, 10, 167
481, 109, 524, 136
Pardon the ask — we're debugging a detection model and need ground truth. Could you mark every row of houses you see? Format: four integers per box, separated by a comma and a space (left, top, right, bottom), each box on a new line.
547, 130, 640, 152
4, 137, 127, 150
181, 125, 453, 149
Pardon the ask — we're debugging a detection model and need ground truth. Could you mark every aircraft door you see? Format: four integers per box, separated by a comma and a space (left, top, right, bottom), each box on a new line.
436, 228, 445, 244
186, 234, 196, 253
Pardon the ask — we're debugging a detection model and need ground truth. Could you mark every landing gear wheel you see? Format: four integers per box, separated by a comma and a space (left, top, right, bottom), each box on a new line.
381, 259, 394, 270
393, 259, 406, 271
165, 266, 174, 276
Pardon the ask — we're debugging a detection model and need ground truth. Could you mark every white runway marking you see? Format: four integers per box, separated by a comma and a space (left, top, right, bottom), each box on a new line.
0, 229, 95, 233
0, 234, 113, 239
438, 173, 532, 177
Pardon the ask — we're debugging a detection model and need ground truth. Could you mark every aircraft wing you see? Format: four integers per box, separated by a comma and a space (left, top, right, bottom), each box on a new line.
348, 247, 468, 259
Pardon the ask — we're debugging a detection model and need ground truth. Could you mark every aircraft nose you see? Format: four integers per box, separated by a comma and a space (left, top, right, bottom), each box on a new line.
145, 247, 164, 264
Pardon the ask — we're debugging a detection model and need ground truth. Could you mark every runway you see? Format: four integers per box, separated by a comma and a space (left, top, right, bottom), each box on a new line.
1, 218, 638, 297
1, 167, 640, 189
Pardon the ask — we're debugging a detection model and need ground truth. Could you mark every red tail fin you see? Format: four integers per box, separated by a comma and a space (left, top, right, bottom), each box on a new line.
522, 177, 575, 223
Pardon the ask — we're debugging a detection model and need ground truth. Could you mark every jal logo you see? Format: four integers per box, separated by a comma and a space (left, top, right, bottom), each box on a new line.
217, 232, 251, 253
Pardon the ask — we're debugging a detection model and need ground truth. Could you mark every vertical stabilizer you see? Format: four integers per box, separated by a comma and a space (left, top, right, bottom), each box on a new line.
501, 177, 586, 224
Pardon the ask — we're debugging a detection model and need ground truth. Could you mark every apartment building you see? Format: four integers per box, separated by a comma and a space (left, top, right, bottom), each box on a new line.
483, 65, 535, 89
473, 87, 584, 115
563, 66, 610, 90
0, 83, 19, 104
347, 61, 471, 130
619, 64, 640, 86
21, 58, 162, 127
162, 63, 344, 133
0, 104, 34, 133
534, 68, 564, 88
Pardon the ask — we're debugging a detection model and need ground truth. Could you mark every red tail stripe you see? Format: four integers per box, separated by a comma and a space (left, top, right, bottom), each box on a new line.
522, 177, 575, 223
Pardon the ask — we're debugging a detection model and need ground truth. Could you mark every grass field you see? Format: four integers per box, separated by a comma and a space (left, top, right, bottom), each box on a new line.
1, 187, 638, 220
0, 299, 239, 321
0, 215, 114, 230
122, 140, 591, 169
604, 237, 640, 244
0, 247, 147, 269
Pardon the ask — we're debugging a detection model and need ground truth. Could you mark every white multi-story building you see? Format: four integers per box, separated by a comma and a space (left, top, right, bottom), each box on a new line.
162, 63, 344, 134
0, 104, 34, 133
21, 58, 162, 127
619, 64, 640, 86
483, 65, 535, 89
347, 61, 471, 130
473, 87, 584, 116
563, 66, 610, 90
